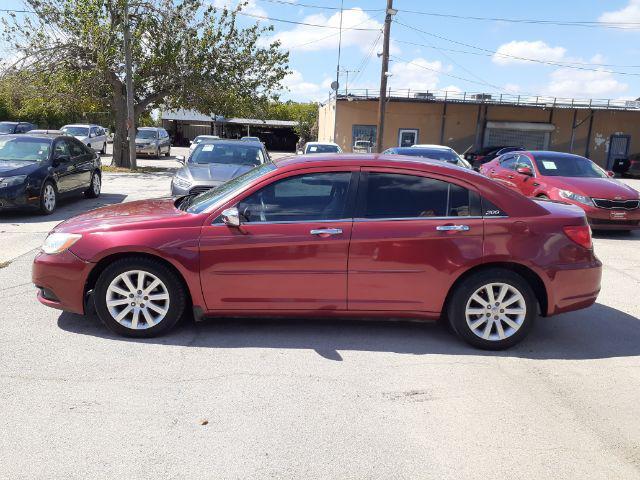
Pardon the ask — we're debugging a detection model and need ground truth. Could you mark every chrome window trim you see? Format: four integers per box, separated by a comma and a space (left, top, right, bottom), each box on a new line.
212, 218, 352, 226
211, 215, 510, 226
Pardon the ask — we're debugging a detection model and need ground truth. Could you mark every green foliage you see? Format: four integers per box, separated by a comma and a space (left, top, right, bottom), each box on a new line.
263, 100, 319, 142
1, 0, 289, 166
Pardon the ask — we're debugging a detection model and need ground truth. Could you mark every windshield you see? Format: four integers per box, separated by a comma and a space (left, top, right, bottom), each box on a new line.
306, 144, 340, 154
0, 137, 51, 162
136, 130, 157, 139
0, 123, 17, 134
189, 143, 265, 166
534, 155, 607, 178
185, 163, 276, 214
61, 126, 89, 136
193, 136, 217, 144
355, 141, 370, 147
396, 148, 459, 163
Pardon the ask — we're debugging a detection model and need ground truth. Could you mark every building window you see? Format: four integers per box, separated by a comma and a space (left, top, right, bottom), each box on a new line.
352, 125, 377, 152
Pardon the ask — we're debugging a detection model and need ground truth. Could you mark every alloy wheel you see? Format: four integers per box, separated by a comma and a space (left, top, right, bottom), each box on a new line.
92, 174, 101, 195
43, 184, 56, 212
464, 282, 526, 341
105, 270, 170, 330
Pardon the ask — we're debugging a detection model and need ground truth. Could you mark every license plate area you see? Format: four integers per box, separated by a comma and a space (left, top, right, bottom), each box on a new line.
610, 211, 627, 220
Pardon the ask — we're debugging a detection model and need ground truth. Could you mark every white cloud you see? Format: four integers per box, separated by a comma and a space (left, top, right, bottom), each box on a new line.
213, 0, 267, 16
387, 57, 451, 92
544, 68, 628, 98
599, 0, 640, 27
280, 69, 332, 101
268, 8, 382, 53
492, 40, 566, 65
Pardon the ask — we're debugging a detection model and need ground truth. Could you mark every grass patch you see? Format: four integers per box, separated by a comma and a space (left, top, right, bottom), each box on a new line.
0, 260, 11, 269
102, 165, 171, 173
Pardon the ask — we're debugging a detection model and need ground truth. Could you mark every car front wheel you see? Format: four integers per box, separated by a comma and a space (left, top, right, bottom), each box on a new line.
447, 269, 536, 350
85, 171, 101, 198
39, 181, 57, 215
94, 257, 187, 337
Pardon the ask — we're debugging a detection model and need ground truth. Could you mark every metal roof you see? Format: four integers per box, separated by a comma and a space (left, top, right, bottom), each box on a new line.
161, 110, 297, 127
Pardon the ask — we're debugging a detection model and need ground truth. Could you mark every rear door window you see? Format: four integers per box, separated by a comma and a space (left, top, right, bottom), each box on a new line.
359, 172, 479, 219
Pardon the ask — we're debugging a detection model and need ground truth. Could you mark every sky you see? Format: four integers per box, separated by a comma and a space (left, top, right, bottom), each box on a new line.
3, 0, 640, 104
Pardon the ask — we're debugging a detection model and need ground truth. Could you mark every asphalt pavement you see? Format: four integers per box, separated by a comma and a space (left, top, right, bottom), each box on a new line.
0, 147, 639, 479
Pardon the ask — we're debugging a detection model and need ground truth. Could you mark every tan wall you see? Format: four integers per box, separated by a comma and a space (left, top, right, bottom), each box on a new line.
326, 98, 640, 167
317, 99, 336, 143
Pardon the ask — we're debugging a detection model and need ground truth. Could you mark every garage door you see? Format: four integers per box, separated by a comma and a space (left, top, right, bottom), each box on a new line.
484, 121, 554, 150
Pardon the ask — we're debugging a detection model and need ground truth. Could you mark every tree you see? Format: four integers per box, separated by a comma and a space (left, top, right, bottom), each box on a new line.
265, 101, 318, 143
2, 0, 289, 167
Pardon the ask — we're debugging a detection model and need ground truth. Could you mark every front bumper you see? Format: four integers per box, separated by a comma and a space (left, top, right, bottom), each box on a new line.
32, 249, 93, 314
583, 204, 640, 230
135, 143, 158, 155
0, 184, 37, 210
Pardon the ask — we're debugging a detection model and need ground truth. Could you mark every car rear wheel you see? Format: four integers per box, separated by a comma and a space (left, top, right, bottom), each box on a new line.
94, 257, 187, 337
39, 181, 57, 215
447, 269, 536, 350
85, 171, 101, 198
165, 146, 171, 157
101, 142, 107, 154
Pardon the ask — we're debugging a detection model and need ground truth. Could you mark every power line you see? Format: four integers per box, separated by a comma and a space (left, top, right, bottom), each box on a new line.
394, 20, 640, 76
237, 11, 380, 30
285, 13, 382, 49
257, 0, 383, 12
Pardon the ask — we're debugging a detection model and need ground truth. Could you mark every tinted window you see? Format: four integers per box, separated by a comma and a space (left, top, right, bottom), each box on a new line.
190, 143, 265, 166
533, 154, 606, 178
53, 139, 71, 158
136, 129, 157, 139
69, 139, 87, 156
500, 155, 517, 170
238, 172, 352, 223
0, 123, 16, 134
515, 155, 534, 170
62, 126, 90, 136
362, 173, 476, 219
305, 144, 340, 154
391, 148, 459, 163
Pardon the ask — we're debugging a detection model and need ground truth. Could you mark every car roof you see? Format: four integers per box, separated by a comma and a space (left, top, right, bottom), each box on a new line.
138, 126, 162, 130
62, 123, 100, 127
0, 121, 20, 125
411, 144, 453, 150
195, 138, 263, 146
525, 151, 588, 160
306, 141, 339, 146
0, 133, 59, 140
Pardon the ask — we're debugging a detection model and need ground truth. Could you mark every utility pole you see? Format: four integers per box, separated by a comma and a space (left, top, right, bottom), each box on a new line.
123, 1, 137, 169
376, 0, 395, 153
332, 0, 344, 143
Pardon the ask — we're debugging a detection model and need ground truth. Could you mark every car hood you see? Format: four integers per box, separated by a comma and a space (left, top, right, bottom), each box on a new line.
0, 160, 41, 176
543, 176, 639, 199
52, 198, 200, 234
73, 135, 89, 142
183, 163, 254, 183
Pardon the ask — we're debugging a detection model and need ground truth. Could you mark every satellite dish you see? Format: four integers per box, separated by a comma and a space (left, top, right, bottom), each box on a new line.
330, 80, 339, 91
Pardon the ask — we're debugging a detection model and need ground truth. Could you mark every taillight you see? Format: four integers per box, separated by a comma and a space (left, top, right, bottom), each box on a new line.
563, 225, 593, 249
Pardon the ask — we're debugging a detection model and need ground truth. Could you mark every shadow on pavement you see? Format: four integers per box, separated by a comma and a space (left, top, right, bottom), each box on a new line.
0, 193, 127, 224
592, 230, 640, 241
58, 302, 640, 361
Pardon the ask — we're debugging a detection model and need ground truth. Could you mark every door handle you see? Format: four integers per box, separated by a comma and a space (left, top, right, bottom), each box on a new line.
436, 225, 470, 231
310, 228, 342, 236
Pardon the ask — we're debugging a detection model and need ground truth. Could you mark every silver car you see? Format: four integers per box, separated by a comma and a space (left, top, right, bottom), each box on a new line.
60, 124, 108, 153
171, 139, 270, 196
135, 127, 171, 158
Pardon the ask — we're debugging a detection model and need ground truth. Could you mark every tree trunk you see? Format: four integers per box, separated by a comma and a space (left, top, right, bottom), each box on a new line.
111, 90, 130, 168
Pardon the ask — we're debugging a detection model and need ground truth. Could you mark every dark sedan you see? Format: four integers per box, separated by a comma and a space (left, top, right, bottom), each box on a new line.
0, 134, 101, 214
383, 146, 472, 169
0, 121, 38, 135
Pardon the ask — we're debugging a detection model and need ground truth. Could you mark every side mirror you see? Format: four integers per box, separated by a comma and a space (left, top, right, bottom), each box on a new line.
607, 170, 615, 177
176, 155, 185, 164
516, 166, 533, 176
221, 207, 241, 228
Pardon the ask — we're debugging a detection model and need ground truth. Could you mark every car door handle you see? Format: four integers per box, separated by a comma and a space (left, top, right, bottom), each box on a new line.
436, 225, 470, 231
310, 228, 342, 236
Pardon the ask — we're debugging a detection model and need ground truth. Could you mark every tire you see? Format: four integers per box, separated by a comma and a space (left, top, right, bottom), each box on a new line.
94, 257, 187, 338
101, 143, 107, 154
165, 146, 171, 157
85, 171, 101, 198
39, 180, 57, 215
447, 269, 537, 350
155, 146, 160, 159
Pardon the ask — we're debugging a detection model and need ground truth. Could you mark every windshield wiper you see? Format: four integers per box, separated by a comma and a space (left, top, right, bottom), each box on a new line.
177, 193, 199, 211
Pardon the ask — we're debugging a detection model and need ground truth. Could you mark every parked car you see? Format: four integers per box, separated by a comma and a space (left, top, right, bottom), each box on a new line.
135, 127, 171, 158
29, 129, 64, 135
60, 124, 108, 154
0, 133, 101, 214
0, 121, 38, 135
241, 136, 261, 142
624, 153, 640, 178
299, 141, 342, 155
383, 145, 472, 169
353, 140, 372, 153
480, 150, 640, 231
171, 139, 270, 196
33, 153, 602, 349
466, 145, 524, 169
189, 135, 220, 153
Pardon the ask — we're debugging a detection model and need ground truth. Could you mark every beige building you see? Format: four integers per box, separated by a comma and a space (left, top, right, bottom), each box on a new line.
317, 91, 640, 168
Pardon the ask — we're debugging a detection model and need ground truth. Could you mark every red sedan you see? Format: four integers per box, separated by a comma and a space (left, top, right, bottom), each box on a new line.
480, 151, 640, 230
33, 154, 602, 349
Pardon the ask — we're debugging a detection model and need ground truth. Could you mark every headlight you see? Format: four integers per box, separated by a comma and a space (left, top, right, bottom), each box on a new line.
559, 189, 593, 206
42, 233, 82, 255
172, 176, 192, 189
0, 175, 27, 188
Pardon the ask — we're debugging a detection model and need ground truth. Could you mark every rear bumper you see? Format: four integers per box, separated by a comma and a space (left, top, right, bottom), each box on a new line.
32, 250, 93, 314
546, 259, 602, 316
